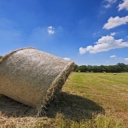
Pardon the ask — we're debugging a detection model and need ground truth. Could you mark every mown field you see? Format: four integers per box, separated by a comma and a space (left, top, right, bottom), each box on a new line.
0, 72, 128, 128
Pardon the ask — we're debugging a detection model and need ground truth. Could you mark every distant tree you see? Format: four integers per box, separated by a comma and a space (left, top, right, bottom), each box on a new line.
92, 66, 100, 72
79, 65, 87, 72
116, 63, 127, 72
87, 65, 93, 72
74, 63, 128, 73
126, 65, 128, 72
73, 64, 79, 72
97, 65, 106, 72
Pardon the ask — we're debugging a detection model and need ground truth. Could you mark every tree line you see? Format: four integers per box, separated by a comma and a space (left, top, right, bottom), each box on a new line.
74, 63, 128, 73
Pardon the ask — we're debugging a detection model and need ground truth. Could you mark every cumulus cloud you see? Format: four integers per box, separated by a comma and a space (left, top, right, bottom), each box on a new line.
104, 0, 117, 8
63, 57, 71, 61
118, 0, 128, 11
30, 26, 63, 44
103, 16, 128, 29
47, 26, 55, 35
125, 58, 128, 61
110, 55, 117, 58
110, 32, 116, 36
79, 35, 128, 54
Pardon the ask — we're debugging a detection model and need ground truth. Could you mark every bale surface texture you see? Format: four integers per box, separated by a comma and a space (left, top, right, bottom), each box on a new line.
0, 48, 74, 110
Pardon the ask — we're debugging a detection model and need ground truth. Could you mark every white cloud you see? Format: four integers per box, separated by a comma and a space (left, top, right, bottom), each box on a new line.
63, 57, 71, 61
79, 47, 86, 54
110, 32, 116, 36
79, 35, 128, 54
30, 26, 57, 44
104, 0, 117, 8
30, 26, 62, 44
104, 4, 111, 8
47, 26, 55, 35
118, 0, 128, 11
103, 16, 128, 29
110, 55, 117, 58
125, 58, 128, 61
106, 0, 116, 3
30, 27, 51, 43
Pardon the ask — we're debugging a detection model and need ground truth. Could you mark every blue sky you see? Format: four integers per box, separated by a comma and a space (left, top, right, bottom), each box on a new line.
0, 0, 128, 65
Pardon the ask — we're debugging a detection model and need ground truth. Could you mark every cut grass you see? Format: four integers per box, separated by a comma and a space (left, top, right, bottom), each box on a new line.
0, 72, 128, 128
63, 72, 128, 127
0, 113, 124, 128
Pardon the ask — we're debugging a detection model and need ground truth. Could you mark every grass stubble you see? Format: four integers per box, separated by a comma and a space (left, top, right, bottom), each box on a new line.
0, 72, 127, 128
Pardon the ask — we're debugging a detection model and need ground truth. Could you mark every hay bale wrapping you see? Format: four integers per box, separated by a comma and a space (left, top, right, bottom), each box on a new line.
0, 48, 74, 114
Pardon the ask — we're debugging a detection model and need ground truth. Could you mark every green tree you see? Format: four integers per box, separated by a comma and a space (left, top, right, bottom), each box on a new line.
87, 65, 93, 72
79, 65, 87, 72
75, 63, 128, 73
116, 63, 127, 72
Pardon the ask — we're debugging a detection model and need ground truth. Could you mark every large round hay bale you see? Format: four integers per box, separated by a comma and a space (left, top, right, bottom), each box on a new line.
0, 48, 74, 113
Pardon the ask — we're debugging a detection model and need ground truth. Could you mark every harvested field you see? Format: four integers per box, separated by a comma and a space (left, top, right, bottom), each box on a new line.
0, 72, 128, 128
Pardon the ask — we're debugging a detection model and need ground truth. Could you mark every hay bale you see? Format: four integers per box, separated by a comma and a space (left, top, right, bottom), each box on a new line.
0, 48, 74, 113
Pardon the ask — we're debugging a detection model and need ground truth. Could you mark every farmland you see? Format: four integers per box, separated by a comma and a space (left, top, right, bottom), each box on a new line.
0, 72, 128, 128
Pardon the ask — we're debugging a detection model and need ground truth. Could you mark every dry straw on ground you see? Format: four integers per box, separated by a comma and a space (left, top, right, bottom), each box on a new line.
0, 47, 74, 114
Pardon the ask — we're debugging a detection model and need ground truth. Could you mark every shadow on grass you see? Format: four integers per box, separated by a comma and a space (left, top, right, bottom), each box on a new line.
0, 92, 104, 121
0, 95, 35, 117
46, 92, 105, 121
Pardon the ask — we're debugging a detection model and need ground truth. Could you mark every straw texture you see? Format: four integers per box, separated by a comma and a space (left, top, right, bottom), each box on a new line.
0, 48, 74, 113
